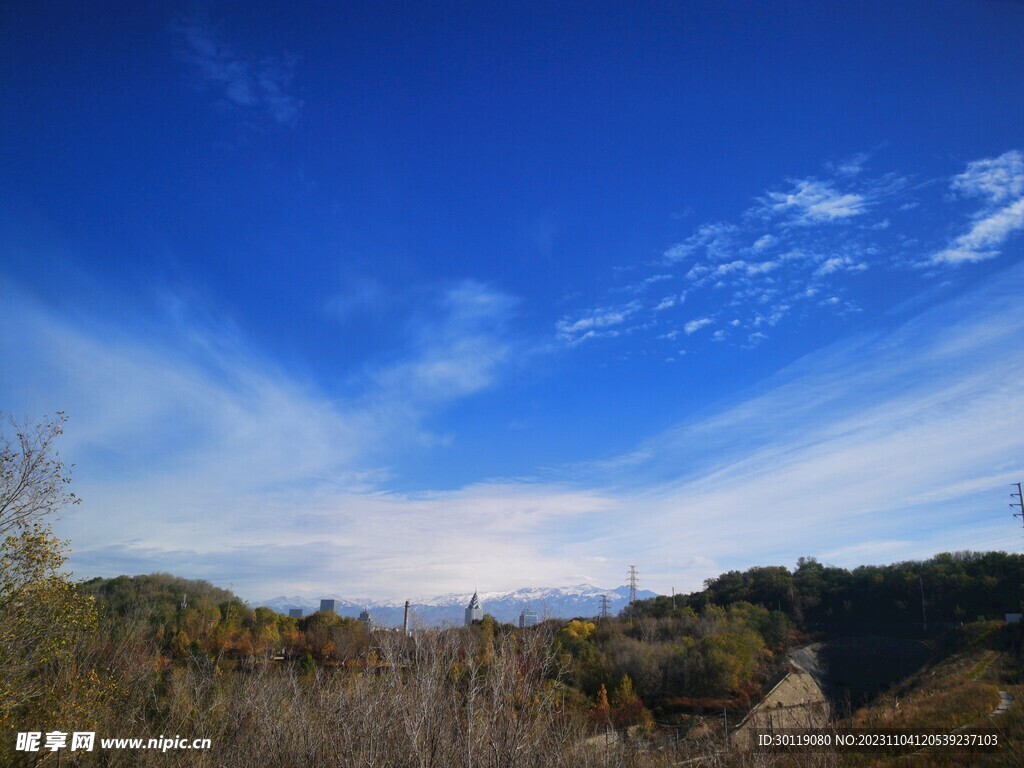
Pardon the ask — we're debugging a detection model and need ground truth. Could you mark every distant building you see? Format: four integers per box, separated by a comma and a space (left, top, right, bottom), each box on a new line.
358, 608, 372, 626
519, 606, 539, 629
288, 608, 303, 618
320, 599, 337, 613
465, 591, 483, 626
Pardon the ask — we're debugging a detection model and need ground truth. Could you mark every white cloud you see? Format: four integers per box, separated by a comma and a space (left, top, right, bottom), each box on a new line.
556, 301, 640, 344
565, 157, 916, 351
932, 150, 1024, 265
11, 262, 1022, 599
0, 280, 541, 599
712, 260, 746, 276
685, 264, 710, 281
580, 266, 1024, 591
932, 198, 1024, 265
828, 152, 870, 178
951, 150, 1024, 203
70, 480, 621, 601
367, 281, 518, 410
630, 274, 672, 292
664, 222, 737, 263
745, 260, 779, 275
684, 317, 712, 335
766, 303, 790, 324
565, 151, 1019, 355
764, 178, 867, 224
814, 255, 868, 276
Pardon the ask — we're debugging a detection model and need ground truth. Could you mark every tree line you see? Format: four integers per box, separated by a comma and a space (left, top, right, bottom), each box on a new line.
628, 553, 1024, 629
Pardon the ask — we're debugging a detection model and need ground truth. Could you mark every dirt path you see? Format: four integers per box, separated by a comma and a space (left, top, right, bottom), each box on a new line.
991, 689, 1013, 717
969, 651, 1013, 719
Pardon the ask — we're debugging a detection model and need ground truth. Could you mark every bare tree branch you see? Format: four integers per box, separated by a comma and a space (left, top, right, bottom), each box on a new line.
0, 412, 79, 536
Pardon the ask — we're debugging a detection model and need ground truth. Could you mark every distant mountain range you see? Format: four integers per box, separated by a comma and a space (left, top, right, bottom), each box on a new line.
256, 584, 659, 627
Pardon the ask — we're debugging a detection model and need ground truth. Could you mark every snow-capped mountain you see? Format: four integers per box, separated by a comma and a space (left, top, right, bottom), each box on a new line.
257, 584, 658, 627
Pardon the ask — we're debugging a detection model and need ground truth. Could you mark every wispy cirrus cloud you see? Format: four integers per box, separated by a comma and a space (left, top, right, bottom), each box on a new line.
556, 301, 641, 345
931, 150, 1024, 265
827, 151, 871, 178
664, 222, 738, 263
571, 264, 1024, 591
556, 155, 898, 351
3, 260, 1021, 601
761, 178, 868, 225
370, 281, 519, 412
0, 277, 543, 599
558, 149, 1024, 356
174, 15, 303, 126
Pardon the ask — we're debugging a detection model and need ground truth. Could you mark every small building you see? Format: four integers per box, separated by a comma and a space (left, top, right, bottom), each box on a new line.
288, 608, 303, 618
465, 591, 483, 626
519, 606, 539, 629
320, 599, 337, 613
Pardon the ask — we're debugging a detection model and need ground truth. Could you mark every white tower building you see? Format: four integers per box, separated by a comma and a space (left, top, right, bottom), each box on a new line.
464, 591, 483, 625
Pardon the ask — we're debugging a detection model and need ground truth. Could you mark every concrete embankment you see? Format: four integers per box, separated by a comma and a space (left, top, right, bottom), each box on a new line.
730, 645, 830, 750
730, 637, 936, 749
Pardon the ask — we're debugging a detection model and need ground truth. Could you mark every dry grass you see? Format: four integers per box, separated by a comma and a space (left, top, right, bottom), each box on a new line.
831, 629, 1020, 768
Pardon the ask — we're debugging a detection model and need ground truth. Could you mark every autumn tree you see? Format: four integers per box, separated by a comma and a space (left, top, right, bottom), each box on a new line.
0, 414, 109, 754
591, 683, 611, 727
609, 675, 653, 732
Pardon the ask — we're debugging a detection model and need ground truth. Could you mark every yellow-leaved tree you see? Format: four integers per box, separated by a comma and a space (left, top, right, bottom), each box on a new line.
0, 414, 112, 750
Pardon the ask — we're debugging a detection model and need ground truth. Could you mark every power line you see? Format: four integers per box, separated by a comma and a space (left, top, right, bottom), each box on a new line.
1012, 482, 1024, 528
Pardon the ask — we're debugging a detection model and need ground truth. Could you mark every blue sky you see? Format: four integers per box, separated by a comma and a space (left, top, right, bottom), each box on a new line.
2, 2, 1023, 601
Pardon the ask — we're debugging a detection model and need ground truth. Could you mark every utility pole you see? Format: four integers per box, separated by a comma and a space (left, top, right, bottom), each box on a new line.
1012, 482, 1024, 528
627, 565, 639, 604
